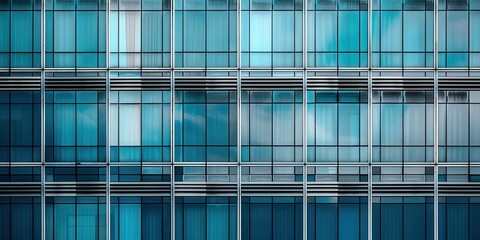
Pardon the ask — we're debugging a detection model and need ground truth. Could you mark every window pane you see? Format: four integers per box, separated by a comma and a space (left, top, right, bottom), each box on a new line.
447, 11, 468, 52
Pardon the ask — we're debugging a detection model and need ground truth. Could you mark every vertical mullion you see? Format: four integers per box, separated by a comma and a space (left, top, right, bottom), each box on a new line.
433, 0, 439, 238
170, 70, 175, 240
74, 5, 77, 70
9, 2, 11, 70
367, 0, 373, 238
302, 0, 308, 237
271, 5, 273, 70
236, 0, 242, 238
41, 0, 46, 238
402, 4, 404, 70
140, 1, 142, 69
170, 0, 175, 238
105, 0, 110, 239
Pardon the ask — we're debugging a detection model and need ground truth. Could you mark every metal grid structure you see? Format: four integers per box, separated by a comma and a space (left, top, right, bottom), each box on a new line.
1, 0, 480, 240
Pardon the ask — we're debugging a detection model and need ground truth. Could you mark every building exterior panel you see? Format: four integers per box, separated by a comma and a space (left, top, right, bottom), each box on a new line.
1, 0, 479, 239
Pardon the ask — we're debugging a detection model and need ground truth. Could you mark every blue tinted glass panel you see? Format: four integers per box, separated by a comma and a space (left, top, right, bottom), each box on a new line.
111, 91, 170, 163
46, 1, 106, 68
176, 197, 236, 240
175, 0, 236, 68
46, 91, 106, 163
373, 91, 434, 163
307, 90, 367, 163
175, 91, 236, 162
0, 91, 40, 163
46, 197, 106, 240
242, 91, 302, 162
308, 0, 367, 67
242, 197, 302, 240
243, 0, 301, 67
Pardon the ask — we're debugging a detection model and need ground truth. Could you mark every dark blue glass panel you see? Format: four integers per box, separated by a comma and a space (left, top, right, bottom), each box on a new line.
308, 197, 367, 240
242, 197, 302, 240
374, 197, 433, 240
46, 91, 106, 163
176, 91, 236, 162
176, 197, 236, 240
46, 0, 105, 68
111, 197, 170, 240
46, 197, 106, 240
0, 197, 41, 240
0, 91, 41, 162
242, 91, 302, 162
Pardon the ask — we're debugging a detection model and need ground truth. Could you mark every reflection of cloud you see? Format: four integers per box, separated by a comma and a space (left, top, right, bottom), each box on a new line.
315, 105, 337, 145
447, 13, 468, 51
184, 111, 206, 128
307, 108, 316, 143
77, 106, 97, 126
251, 12, 272, 51
337, 106, 360, 144
316, 12, 336, 51
381, 12, 402, 51
207, 105, 229, 123
250, 104, 272, 145
403, 105, 425, 145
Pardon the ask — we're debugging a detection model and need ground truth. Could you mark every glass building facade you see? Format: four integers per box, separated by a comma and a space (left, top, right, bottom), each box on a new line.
0, 0, 479, 240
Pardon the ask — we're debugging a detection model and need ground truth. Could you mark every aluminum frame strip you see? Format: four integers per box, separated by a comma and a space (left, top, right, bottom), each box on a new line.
302, 0, 308, 239
433, 0, 439, 239
237, 0, 242, 239
40, 0, 46, 239
367, 0, 373, 239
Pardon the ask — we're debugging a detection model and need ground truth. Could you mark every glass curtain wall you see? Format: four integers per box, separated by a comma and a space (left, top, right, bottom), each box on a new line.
439, 0, 480, 68
111, 197, 171, 240
175, 197, 237, 240
439, 91, 480, 163
241, 0, 303, 68
46, 197, 106, 240
110, 0, 171, 68
241, 196, 302, 240
175, 90, 237, 162
0, 197, 41, 240
110, 91, 171, 162
307, 0, 368, 67
439, 197, 480, 240
307, 196, 368, 240
373, 197, 434, 240
307, 90, 368, 162
45, 91, 106, 162
0, 0, 41, 68
45, 0, 106, 68
175, 0, 237, 68
241, 90, 302, 162
4, 0, 480, 70
372, 91, 434, 163
0, 91, 41, 162
2, 0, 480, 239
372, 0, 434, 68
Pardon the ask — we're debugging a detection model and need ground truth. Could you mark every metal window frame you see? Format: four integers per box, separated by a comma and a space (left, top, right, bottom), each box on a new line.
4, 1, 480, 240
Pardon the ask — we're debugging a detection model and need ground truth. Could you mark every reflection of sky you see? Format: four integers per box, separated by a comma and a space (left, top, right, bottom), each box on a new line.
250, 12, 272, 51
446, 12, 468, 51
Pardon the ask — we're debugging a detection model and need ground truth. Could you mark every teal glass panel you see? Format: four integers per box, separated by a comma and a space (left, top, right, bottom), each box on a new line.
242, 91, 302, 162
46, 91, 106, 163
175, 91, 236, 162
46, 0, 106, 67
111, 91, 170, 162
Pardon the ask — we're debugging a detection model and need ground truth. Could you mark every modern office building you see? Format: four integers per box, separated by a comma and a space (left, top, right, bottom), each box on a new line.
0, 0, 479, 239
